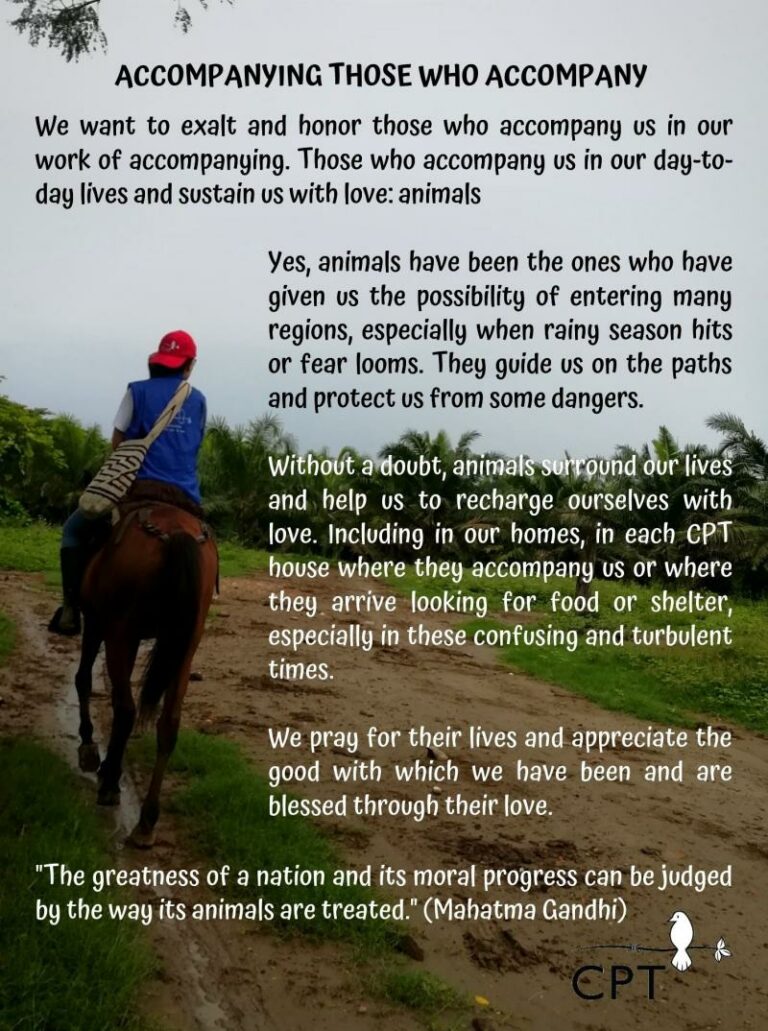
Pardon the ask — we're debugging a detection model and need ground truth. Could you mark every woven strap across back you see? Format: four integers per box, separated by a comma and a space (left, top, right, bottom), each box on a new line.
144, 381, 192, 446
82, 441, 149, 506
79, 380, 192, 516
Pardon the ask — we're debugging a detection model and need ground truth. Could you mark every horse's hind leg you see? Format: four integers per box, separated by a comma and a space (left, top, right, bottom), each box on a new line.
97, 630, 139, 807
75, 615, 103, 773
128, 656, 193, 849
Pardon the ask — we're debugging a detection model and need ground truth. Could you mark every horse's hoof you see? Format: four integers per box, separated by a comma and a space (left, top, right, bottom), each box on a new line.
126, 824, 156, 850
97, 785, 121, 806
78, 743, 100, 773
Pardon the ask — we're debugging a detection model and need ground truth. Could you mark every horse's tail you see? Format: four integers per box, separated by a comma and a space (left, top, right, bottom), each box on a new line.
139, 532, 202, 723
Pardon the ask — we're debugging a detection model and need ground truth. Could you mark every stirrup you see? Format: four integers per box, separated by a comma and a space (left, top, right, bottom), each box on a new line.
48, 605, 81, 636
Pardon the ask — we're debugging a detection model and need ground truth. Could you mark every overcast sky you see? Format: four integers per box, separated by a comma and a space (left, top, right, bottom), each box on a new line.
1, 0, 765, 459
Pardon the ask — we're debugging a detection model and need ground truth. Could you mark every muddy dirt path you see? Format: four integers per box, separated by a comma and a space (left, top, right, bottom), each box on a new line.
0, 574, 421, 1031
2, 569, 767, 1031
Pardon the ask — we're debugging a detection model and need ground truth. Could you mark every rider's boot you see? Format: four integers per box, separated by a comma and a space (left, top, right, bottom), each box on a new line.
48, 547, 83, 636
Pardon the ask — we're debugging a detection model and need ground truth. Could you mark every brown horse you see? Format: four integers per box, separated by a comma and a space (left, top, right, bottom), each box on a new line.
74, 493, 218, 847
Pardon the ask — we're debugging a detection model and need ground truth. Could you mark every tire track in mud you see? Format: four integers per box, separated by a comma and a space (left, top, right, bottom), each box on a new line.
0, 576, 267, 1031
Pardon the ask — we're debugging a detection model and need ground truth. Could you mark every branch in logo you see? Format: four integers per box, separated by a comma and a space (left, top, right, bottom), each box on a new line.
590, 911, 731, 971
572, 913, 732, 1001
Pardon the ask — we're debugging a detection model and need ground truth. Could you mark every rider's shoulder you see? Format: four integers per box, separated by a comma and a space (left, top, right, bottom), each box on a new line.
126, 378, 205, 407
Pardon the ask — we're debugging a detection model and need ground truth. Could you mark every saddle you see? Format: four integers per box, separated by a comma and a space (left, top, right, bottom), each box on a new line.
112, 481, 212, 547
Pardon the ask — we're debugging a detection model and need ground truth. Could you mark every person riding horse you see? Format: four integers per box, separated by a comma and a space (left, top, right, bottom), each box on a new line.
50, 329, 206, 635
48, 329, 217, 847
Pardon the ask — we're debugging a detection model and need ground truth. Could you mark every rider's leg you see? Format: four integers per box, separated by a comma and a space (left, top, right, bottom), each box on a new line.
50, 509, 91, 635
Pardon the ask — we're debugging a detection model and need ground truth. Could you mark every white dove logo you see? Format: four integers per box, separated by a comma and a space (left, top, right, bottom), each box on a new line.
669, 911, 694, 971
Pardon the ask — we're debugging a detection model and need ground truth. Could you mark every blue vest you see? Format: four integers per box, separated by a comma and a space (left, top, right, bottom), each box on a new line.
125, 377, 206, 503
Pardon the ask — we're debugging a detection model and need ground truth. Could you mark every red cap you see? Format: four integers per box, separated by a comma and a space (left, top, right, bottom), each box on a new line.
148, 330, 197, 369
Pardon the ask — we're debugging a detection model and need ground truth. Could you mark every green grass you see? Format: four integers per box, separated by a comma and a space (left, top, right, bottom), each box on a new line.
216, 540, 271, 577
217, 542, 312, 578
390, 567, 768, 732
0, 521, 60, 583
131, 731, 466, 1021
0, 738, 155, 1031
0, 611, 14, 664
133, 730, 395, 948
0, 519, 273, 582
373, 970, 467, 1015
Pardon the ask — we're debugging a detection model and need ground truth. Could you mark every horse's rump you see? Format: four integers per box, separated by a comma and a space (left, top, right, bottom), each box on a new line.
81, 487, 218, 636
139, 530, 204, 719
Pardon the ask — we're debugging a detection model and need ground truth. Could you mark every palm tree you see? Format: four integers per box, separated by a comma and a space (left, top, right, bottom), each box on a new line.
199, 415, 296, 543
707, 413, 768, 590
376, 428, 484, 553
520, 457, 606, 598
707, 413, 768, 478
611, 426, 718, 578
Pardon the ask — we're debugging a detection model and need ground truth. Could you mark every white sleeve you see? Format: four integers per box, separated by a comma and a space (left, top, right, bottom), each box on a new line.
113, 389, 134, 432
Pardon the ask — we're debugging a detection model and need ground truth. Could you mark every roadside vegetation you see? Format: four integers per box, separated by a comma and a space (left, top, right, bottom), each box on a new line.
0, 519, 264, 585
1, 382, 766, 731
0, 521, 60, 581
133, 730, 394, 945
0, 738, 155, 1031
3, 389, 765, 595
131, 730, 467, 1022
393, 565, 768, 731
